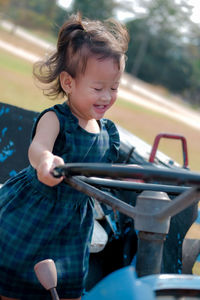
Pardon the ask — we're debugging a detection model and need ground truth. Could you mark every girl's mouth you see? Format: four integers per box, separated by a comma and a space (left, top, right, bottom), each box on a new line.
93, 104, 109, 114
94, 104, 108, 110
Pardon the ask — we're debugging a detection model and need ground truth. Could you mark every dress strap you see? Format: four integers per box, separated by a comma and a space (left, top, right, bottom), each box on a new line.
101, 119, 120, 163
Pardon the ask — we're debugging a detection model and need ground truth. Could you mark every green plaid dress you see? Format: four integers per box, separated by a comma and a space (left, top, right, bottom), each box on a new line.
0, 102, 120, 299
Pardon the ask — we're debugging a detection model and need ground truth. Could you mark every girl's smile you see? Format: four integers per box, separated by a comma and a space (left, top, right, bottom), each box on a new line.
93, 104, 109, 114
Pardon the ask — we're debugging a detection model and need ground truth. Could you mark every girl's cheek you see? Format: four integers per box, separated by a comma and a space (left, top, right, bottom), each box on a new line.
112, 93, 118, 102
110, 97, 117, 107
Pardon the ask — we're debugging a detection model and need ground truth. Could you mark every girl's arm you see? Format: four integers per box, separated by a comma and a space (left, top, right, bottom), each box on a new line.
28, 111, 64, 186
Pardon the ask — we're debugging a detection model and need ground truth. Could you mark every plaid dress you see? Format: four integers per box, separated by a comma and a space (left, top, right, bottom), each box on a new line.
0, 102, 119, 299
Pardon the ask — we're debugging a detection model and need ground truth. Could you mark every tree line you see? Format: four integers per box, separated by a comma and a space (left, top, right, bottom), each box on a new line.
0, 0, 200, 106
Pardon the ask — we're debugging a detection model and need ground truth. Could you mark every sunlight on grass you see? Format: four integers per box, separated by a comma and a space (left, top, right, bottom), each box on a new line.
107, 98, 200, 171
0, 48, 62, 111
193, 262, 200, 275
0, 49, 32, 75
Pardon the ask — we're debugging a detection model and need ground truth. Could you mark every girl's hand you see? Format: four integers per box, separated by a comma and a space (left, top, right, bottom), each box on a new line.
36, 151, 64, 186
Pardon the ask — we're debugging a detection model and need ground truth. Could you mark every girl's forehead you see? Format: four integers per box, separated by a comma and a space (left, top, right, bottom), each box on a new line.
82, 56, 123, 81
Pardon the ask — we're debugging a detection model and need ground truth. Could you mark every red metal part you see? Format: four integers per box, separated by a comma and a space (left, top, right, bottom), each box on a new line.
149, 133, 189, 168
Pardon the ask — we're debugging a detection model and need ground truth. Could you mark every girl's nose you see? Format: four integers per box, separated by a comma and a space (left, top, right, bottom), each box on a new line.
101, 91, 111, 101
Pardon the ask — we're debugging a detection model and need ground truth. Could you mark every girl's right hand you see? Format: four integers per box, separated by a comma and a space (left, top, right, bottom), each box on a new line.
36, 151, 64, 186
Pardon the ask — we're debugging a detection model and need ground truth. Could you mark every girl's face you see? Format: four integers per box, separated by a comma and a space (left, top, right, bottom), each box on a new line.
61, 57, 123, 122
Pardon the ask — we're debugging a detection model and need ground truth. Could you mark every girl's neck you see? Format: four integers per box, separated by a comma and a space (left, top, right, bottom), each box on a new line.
66, 100, 100, 133
79, 118, 100, 134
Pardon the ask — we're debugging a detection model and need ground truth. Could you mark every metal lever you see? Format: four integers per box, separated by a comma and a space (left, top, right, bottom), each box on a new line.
149, 133, 189, 168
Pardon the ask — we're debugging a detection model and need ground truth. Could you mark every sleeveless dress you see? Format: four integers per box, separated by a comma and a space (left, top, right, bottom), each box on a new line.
0, 102, 120, 299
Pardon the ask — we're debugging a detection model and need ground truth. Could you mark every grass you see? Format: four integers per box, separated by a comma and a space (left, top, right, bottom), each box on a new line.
107, 99, 200, 171
0, 27, 48, 57
0, 48, 62, 111
193, 262, 200, 275
0, 48, 32, 74
1, 46, 200, 171
28, 28, 57, 45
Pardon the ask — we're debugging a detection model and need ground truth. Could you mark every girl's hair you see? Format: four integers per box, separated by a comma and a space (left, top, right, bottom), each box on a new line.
33, 13, 129, 99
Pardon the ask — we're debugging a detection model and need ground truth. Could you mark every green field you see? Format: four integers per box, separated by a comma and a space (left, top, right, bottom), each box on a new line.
1, 47, 200, 171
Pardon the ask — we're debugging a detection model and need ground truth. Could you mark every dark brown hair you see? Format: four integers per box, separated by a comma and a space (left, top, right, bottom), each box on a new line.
33, 13, 129, 99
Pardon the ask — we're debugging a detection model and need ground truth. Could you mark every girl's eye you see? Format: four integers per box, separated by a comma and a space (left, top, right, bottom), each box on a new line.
111, 87, 118, 91
94, 88, 102, 91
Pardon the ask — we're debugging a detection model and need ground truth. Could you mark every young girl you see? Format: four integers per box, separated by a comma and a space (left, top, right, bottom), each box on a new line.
0, 13, 129, 300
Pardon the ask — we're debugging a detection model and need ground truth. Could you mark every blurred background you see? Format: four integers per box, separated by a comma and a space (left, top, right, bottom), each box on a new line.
0, 0, 200, 170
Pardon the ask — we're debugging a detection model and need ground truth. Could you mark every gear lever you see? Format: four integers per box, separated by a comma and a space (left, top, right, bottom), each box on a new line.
34, 259, 60, 300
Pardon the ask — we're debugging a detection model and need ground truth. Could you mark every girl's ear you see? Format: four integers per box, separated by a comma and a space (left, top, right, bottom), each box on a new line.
60, 71, 73, 94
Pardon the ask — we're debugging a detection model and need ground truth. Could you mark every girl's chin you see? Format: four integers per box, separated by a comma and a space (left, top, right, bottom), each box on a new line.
93, 112, 106, 120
